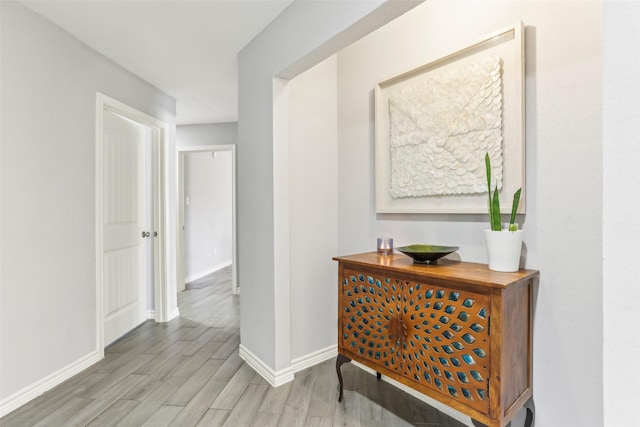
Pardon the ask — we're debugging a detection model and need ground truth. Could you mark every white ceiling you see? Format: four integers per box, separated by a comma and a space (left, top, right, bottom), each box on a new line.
20, 0, 294, 125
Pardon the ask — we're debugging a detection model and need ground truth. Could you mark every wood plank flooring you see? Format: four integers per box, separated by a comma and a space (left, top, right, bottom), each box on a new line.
1, 267, 468, 426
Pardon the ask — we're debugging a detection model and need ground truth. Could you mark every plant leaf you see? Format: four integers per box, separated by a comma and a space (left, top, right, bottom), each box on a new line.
485, 153, 493, 226
510, 188, 521, 228
491, 184, 501, 231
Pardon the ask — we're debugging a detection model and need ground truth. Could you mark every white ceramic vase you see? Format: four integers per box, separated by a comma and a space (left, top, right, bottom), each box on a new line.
484, 229, 524, 272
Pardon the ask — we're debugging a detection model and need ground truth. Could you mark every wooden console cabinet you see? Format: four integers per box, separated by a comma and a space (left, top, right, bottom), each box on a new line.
333, 252, 539, 427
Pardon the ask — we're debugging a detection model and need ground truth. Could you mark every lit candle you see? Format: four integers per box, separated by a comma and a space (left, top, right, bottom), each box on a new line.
377, 237, 393, 255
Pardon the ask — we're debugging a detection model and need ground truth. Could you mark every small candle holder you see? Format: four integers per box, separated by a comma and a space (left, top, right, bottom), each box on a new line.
377, 237, 393, 255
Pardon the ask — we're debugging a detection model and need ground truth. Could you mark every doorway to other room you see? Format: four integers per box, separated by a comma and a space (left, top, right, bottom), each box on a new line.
177, 145, 237, 295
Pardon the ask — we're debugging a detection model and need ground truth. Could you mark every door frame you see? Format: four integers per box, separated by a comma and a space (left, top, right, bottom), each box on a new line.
95, 93, 171, 354
177, 145, 238, 295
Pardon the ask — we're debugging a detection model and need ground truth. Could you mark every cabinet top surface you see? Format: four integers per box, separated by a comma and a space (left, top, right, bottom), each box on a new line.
333, 252, 539, 288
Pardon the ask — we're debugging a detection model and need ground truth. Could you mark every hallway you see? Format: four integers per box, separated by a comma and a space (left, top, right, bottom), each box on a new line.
1, 266, 466, 426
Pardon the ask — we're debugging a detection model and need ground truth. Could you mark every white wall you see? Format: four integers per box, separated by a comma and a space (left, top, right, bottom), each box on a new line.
183, 151, 233, 281
176, 122, 237, 148
336, 1, 603, 425
602, 2, 640, 426
237, 0, 422, 376
0, 0, 176, 410
288, 55, 338, 361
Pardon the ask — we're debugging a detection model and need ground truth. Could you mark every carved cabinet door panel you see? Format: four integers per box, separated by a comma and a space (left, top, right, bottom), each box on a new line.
400, 281, 491, 414
340, 269, 491, 415
340, 270, 404, 371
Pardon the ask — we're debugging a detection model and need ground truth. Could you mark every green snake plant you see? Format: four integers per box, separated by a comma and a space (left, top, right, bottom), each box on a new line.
485, 153, 521, 231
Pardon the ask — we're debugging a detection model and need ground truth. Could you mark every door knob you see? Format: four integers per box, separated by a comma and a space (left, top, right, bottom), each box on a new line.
142, 231, 151, 238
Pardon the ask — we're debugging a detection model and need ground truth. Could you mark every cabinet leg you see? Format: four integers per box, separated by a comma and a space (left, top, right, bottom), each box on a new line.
471, 398, 533, 427
376, 372, 381, 380
336, 354, 351, 402
524, 397, 535, 427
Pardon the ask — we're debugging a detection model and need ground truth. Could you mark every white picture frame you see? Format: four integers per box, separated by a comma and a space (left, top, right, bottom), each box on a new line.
375, 22, 525, 214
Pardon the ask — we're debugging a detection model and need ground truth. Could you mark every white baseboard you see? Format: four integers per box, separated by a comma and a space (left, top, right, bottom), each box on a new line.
185, 261, 232, 284
146, 309, 156, 320
165, 307, 180, 323
238, 344, 294, 387
0, 350, 102, 418
291, 344, 337, 373
238, 344, 336, 388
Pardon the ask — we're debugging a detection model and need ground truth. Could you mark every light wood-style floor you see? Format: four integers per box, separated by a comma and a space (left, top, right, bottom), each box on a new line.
1, 266, 468, 426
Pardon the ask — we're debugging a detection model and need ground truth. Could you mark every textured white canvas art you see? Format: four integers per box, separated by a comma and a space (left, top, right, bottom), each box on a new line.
388, 56, 503, 198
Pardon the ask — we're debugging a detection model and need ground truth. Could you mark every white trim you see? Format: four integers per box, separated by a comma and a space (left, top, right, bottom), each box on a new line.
95, 95, 105, 356
177, 151, 186, 292
239, 344, 294, 387
165, 307, 181, 322
176, 145, 238, 295
146, 310, 156, 320
0, 350, 101, 418
95, 93, 174, 355
238, 344, 336, 388
291, 345, 337, 373
184, 261, 232, 284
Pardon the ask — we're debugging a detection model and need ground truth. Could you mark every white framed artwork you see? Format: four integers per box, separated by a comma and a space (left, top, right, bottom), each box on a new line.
375, 22, 525, 214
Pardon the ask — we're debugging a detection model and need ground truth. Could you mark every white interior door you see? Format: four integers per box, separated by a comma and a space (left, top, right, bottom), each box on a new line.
102, 110, 149, 346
